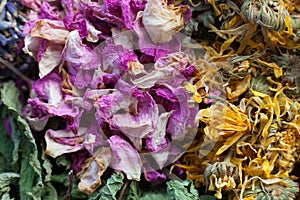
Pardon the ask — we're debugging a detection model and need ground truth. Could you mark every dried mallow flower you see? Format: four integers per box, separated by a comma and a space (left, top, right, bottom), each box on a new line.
77, 147, 112, 195
142, 0, 191, 44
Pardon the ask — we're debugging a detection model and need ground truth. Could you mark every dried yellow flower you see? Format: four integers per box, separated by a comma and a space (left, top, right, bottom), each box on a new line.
242, 177, 299, 200
204, 156, 239, 199
198, 102, 251, 155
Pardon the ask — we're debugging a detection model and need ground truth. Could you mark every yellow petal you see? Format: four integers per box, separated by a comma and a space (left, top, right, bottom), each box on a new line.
243, 196, 256, 200
220, 35, 238, 55
207, 0, 221, 16
216, 132, 244, 155
184, 82, 197, 93
226, 74, 251, 100
257, 59, 283, 78
285, 16, 293, 34
250, 89, 269, 98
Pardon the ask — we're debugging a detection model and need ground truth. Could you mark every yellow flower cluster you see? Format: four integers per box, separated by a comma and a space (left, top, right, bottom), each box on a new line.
175, 0, 300, 199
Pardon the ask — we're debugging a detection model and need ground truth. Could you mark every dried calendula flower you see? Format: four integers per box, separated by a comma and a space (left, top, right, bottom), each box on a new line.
264, 120, 299, 174
204, 152, 239, 199
249, 76, 273, 96
199, 102, 251, 155
226, 74, 251, 102
241, 0, 289, 31
185, 54, 226, 104
184, 82, 203, 103
271, 53, 300, 94
242, 177, 299, 200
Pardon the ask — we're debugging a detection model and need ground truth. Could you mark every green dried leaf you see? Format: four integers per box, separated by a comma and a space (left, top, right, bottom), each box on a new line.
89, 172, 124, 200
0, 173, 20, 189
71, 176, 89, 199
0, 107, 14, 173
139, 189, 168, 200
51, 173, 69, 187
125, 181, 168, 200
55, 155, 71, 170
166, 180, 199, 200
183, 18, 199, 36
199, 195, 217, 200
126, 181, 139, 200
50, 173, 88, 199
0, 81, 22, 114
41, 183, 58, 200
0, 172, 19, 199
12, 115, 44, 200
1, 192, 11, 200
1, 82, 44, 200
41, 145, 53, 182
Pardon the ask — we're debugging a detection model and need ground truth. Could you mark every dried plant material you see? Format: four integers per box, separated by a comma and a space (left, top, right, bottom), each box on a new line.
204, 158, 239, 199
77, 147, 112, 195
45, 128, 86, 158
256, 59, 282, 78
226, 74, 251, 101
216, 131, 245, 155
249, 76, 273, 96
30, 19, 70, 44
207, 0, 221, 16
204, 35, 237, 60
242, 177, 299, 200
14, 0, 300, 199
199, 102, 250, 139
241, 0, 289, 31
39, 44, 64, 78
142, 0, 190, 44
184, 82, 202, 103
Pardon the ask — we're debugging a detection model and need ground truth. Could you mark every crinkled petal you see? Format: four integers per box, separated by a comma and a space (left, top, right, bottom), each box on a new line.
39, 44, 64, 78
108, 135, 142, 180
77, 147, 112, 195
62, 30, 101, 70
145, 111, 172, 152
142, 0, 190, 44
30, 19, 70, 44
45, 128, 87, 158
32, 71, 63, 106
133, 16, 182, 60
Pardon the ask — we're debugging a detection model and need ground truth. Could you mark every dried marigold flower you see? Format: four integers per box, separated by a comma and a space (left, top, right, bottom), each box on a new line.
241, 0, 289, 31
204, 159, 239, 199
242, 177, 299, 200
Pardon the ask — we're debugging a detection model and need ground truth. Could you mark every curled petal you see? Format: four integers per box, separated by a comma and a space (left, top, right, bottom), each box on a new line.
77, 147, 112, 195
108, 135, 142, 180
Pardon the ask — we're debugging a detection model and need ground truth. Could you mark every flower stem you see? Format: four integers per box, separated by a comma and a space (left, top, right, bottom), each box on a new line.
0, 57, 32, 85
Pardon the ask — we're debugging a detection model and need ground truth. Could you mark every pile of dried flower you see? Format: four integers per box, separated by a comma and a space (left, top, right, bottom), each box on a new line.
175, 0, 300, 199
1, 0, 300, 199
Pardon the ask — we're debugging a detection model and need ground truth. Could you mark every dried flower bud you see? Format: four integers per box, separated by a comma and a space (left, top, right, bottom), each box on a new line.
241, 0, 289, 31
204, 161, 239, 199
243, 177, 299, 200
249, 76, 273, 96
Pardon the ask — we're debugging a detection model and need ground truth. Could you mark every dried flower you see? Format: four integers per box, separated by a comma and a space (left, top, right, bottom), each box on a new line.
242, 177, 299, 200
241, 0, 289, 31
204, 151, 239, 199
198, 102, 251, 155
